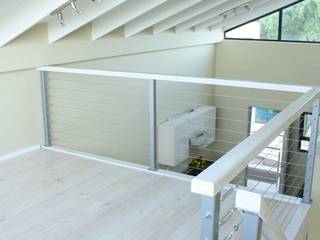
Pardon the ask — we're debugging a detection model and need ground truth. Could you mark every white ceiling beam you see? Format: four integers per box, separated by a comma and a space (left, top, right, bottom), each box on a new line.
48, 0, 126, 43
92, 0, 167, 41
0, 0, 68, 47
212, 0, 298, 31
124, 0, 203, 38
194, 0, 265, 31
194, 16, 223, 31
202, 0, 271, 31
153, 0, 228, 35
175, 0, 251, 33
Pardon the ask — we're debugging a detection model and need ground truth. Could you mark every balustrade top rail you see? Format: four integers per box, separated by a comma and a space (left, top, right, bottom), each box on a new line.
38, 66, 311, 93
191, 86, 320, 197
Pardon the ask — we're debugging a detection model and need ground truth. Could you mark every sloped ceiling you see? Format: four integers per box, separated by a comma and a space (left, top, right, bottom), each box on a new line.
0, 0, 25, 17
0, 0, 299, 47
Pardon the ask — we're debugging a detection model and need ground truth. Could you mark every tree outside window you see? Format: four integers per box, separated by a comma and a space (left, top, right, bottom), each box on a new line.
225, 0, 320, 43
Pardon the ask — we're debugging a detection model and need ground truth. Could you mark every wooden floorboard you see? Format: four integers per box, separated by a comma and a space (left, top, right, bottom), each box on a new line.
0, 149, 201, 240
0, 149, 303, 240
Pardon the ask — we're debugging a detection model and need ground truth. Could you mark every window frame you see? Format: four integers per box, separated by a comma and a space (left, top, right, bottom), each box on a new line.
224, 0, 320, 44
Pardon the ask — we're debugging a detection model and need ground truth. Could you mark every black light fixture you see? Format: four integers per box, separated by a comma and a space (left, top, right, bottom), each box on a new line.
244, 4, 252, 12
91, 0, 103, 3
70, 0, 80, 15
57, 11, 64, 26
53, 0, 105, 26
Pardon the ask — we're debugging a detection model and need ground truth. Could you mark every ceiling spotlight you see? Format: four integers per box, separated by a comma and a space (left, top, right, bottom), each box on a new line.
222, 14, 228, 22
233, 8, 238, 16
91, 0, 103, 3
57, 11, 64, 26
70, 0, 80, 15
244, 4, 252, 12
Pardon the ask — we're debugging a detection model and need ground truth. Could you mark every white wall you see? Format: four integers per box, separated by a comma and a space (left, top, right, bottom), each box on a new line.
0, 24, 222, 73
0, 70, 42, 155
0, 22, 218, 157
49, 45, 216, 165
215, 40, 320, 85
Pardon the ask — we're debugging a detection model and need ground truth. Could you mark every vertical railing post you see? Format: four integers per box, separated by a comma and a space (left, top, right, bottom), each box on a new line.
200, 192, 221, 240
303, 98, 320, 203
279, 129, 289, 194
243, 212, 263, 240
148, 79, 158, 171
40, 71, 51, 147
244, 106, 253, 187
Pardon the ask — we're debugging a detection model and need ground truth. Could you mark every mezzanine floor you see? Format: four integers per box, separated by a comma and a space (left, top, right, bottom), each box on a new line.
0, 148, 305, 240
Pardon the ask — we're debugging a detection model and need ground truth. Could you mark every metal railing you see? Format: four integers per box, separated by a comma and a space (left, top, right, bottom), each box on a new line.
192, 86, 320, 240
38, 66, 317, 240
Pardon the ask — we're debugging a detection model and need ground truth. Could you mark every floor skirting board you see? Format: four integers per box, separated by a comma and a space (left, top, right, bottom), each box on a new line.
42, 145, 192, 182
0, 145, 41, 162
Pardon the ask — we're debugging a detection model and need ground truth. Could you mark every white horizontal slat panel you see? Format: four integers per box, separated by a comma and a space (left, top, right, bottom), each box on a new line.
124, 0, 202, 37
92, 0, 168, 40
153, 0, 228, 34
175, 0, 250, 33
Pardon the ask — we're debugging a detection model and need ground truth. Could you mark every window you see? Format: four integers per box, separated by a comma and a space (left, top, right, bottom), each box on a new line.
282, 1, 320, 41
225, 12, 280, 40
225, 0, 320, 43
299, 113, 311, 152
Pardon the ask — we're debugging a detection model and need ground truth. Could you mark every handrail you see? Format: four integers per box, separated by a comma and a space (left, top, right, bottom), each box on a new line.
191, 86, 320, 197
37, 66, 311, 93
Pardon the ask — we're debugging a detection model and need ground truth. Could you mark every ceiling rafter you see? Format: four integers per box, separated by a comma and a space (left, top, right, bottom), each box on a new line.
194, 16, 223, 31
0, 0, 302, 46
211, 0, 298, 31
152, 0, 229, 35
48, 0, 126, 43
194, 0, 267, 31
92, 0, 168, 41
0, 0, 68, 47
124, 0, 203, 38
175, 0, 252, 33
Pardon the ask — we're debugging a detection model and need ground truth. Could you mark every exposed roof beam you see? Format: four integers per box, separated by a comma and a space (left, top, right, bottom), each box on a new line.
194, 0, 267, 31
194, 16, 223, 31
175, 0, 251, 33
48, 0, 126, 43
153, 0, 228, 35
0, 0, 68, 47
212, 0, 298, 31
92, 0, 167, 41
124, 0, 203, 38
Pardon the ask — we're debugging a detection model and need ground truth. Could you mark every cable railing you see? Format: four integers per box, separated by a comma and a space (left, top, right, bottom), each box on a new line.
191, 86, 319, 240
38, 66, 317, 240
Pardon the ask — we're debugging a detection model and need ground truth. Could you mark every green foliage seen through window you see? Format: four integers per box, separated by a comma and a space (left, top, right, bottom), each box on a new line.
225, 0, 320, 43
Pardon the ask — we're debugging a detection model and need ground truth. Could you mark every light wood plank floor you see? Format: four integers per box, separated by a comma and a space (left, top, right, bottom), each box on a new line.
0, 149, 302, 240
0, 149, 202, 240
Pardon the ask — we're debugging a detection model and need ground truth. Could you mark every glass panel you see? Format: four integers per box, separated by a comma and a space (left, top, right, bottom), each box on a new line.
282, 0, 320, 42
225, 12, 279, 40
